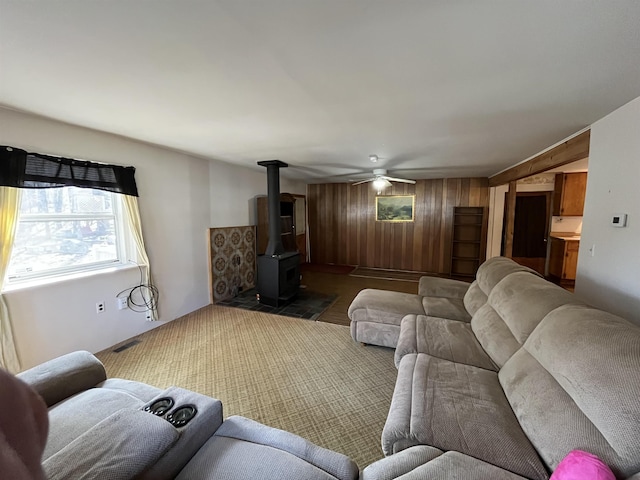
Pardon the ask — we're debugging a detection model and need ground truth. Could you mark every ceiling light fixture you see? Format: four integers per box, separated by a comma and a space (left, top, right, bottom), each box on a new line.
352, 168, 416, 194
373, 177, 391, 194
369, 154, 378, 163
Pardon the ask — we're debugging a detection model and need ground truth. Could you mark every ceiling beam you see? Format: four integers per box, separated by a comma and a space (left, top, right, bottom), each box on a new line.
489, 130, 590, 187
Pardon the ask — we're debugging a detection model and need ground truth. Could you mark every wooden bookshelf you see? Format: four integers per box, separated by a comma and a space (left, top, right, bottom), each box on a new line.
450, 207, 487, 279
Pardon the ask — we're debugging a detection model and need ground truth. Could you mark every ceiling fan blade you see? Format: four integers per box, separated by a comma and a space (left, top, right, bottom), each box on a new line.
383, 176, 416, 184
352, 177, 376, 186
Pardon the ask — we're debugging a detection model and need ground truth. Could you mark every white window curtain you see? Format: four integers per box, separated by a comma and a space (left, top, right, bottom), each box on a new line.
0, 186, 23, 372
122, 195, 158, 321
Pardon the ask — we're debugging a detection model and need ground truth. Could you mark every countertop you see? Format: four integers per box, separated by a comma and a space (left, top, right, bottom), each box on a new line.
550, 232, 581, 241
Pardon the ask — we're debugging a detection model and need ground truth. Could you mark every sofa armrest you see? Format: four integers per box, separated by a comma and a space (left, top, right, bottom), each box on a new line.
362, 450, 529, 480
43, 409, 179, 480
214, 415, 359, 480
418, 277, 470, 298
140, 387, 224, 480
17, 351, 107, 407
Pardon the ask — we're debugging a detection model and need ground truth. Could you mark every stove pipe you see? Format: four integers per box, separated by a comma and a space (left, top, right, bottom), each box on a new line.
257, 160, 288, 256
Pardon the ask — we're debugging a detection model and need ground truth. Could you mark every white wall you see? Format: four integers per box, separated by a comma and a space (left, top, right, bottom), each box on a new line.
208, 161, 305, 227
575, 96, 640, 326
0, 107, 305, 369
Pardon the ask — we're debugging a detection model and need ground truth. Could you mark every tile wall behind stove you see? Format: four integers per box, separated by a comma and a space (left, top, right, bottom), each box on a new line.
208, 225, 256, 302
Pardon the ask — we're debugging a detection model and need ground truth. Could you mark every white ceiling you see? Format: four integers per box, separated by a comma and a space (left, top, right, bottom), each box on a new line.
1, 1, 639, 183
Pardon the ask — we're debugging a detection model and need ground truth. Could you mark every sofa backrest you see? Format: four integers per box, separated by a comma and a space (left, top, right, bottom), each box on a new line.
463, 257, 541, 317
476, 256, 541, 292
499, 304, 640, 478
471, 272, 579, 368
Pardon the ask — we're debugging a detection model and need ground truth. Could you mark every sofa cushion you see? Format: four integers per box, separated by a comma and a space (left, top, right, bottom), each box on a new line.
418, 276, 470, 298
176, 416, 359, 480
394, 314, 496, 370
43, 409, 179, 480
469, 303, 521, 367
475, 256, 540, 294
348, 289, 425, 327
178, 436, 344, 480
418, 258, 539, 327
462, 280, 487, 317
351, 321, 403, 348
361, 445, 444, 480
472, 272, 579, 368
421, 297, 471, 322
382, 353, 548, 480
500, 305, 640, 479
44, 387, 147, 460
348, 289, 426, 347
363, 449, 530, 480
97, 378, 163, 401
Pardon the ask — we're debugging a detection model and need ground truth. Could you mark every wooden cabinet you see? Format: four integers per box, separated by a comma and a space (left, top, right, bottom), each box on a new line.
450, 206, 487, 279
553, 173, 587, 216
257, 193, 307, 261
548, 237, 579, 282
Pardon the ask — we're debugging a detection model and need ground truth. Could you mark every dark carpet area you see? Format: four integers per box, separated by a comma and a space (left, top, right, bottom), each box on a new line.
217, 287, 338, 321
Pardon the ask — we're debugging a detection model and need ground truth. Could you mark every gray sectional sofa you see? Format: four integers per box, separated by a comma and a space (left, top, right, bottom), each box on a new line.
348, 256, 541, 348
13, 350, 359, 480
353, 256, 640, 480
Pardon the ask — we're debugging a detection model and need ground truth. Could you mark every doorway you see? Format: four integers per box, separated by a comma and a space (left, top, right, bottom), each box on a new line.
502, 192, 551, 275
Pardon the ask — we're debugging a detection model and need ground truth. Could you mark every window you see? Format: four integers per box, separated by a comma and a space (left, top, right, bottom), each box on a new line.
6, 186, 129, 283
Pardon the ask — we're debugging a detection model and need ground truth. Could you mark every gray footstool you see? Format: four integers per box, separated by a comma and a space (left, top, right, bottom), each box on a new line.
348, 289, 425, 348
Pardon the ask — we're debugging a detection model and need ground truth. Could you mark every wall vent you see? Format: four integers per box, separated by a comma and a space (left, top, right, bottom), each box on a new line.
112, 339, 141, 353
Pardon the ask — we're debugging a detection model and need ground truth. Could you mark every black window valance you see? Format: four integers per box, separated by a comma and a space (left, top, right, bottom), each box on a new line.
0, 145, 138, 196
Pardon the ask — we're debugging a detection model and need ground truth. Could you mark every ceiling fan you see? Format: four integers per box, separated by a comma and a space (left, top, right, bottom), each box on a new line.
352, 168, 416, 193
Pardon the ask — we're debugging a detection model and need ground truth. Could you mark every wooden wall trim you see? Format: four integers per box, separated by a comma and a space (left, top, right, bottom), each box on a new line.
503, 181, 517, 258
489, 130, 590, 187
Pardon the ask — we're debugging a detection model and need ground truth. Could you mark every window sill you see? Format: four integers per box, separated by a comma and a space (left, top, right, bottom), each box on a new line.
2, 263, 142, 293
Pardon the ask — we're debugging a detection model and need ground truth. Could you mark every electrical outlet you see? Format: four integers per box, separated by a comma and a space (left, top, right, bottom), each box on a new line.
145, 310, 152, 321
117, 297, 128, 310
96, 302, 105, 314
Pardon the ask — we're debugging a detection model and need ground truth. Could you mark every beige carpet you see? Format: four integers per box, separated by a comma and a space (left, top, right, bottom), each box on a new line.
96, 304, 397, 469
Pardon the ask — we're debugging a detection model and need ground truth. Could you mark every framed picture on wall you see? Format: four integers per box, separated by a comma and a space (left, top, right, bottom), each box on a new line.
376, 195, 415, 222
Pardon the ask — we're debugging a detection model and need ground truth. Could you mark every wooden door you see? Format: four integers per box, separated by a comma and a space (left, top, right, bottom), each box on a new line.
507, 192, 550, 274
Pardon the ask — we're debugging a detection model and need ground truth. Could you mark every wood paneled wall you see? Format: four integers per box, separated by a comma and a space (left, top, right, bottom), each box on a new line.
307, 178, 489, 274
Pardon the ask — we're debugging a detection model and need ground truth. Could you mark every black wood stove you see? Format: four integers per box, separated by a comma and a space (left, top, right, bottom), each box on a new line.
256, 160, 300, 307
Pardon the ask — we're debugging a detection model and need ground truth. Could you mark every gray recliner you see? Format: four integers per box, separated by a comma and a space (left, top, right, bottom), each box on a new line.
15, 351, 359, 480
